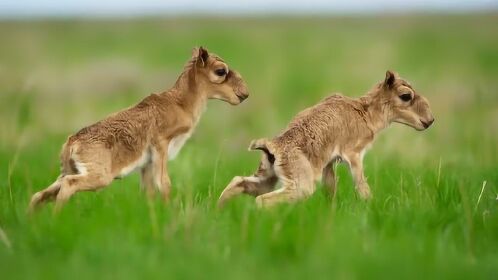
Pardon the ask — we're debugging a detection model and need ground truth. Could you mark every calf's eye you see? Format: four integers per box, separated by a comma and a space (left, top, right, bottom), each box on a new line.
214, 69, 226, 77
399, 93, 412, 102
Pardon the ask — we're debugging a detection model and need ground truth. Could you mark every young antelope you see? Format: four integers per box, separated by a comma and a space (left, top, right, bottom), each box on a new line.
29, 47, 249, 212
218, 71, 433, 208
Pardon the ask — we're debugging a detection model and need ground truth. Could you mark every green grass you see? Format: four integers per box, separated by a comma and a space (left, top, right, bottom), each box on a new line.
1, 14, 498, 279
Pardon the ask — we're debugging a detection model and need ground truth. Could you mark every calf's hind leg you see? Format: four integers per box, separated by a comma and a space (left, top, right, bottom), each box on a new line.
54, 148, 115, 211
28, 176, 63, 212
255, 154, 315, 208
218, 154, 277, 207
54, 172, 113, 212
255, 176, 314, 208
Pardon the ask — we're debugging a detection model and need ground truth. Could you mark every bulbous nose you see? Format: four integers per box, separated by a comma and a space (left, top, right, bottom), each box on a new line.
237, 92, 249, 102
422, 118, 435, 129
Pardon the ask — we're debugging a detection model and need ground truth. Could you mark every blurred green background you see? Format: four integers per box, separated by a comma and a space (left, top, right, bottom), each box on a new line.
0, 14, 498, 279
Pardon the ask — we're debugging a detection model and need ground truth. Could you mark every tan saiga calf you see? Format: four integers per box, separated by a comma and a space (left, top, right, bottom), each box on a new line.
218, 71, 434, 208
29, 47, 249, 212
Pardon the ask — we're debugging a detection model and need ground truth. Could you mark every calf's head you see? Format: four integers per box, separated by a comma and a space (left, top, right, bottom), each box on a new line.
381, 70, 434, 131
192, 47, 249, 105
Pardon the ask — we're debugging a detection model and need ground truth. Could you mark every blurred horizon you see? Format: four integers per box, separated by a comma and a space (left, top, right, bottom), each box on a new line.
1, 2, 498, 279
1, 0, 498, 19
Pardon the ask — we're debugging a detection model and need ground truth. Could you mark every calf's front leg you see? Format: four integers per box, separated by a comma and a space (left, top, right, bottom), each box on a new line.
151, 148, 171, 201
140, 164, 156, 199
346, 154, 371, 200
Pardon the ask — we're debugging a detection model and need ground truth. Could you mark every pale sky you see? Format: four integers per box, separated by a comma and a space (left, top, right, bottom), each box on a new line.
1, 0, 497, 18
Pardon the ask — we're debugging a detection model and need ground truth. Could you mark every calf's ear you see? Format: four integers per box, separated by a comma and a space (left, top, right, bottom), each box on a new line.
384, 70, 396, 89
192, 46, 209, 67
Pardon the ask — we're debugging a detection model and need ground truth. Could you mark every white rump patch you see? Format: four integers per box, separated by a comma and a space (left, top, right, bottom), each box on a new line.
71, 152, 88, 176
74, 160, 88, 175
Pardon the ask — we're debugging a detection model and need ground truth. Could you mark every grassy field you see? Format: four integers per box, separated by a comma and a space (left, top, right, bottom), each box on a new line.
1, 14, 498, 279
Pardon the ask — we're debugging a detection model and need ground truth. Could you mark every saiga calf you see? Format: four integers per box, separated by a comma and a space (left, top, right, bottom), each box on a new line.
29, 47, 249, 212
218, 71, 434, 208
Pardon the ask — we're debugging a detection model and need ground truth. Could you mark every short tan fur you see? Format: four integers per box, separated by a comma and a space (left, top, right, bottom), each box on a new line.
29, 47, 249, 212
218, 71, 434, 208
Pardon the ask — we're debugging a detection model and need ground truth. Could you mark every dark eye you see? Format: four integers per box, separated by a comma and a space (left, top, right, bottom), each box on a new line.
214, 68, 226, 77
399, 93, 412, 102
